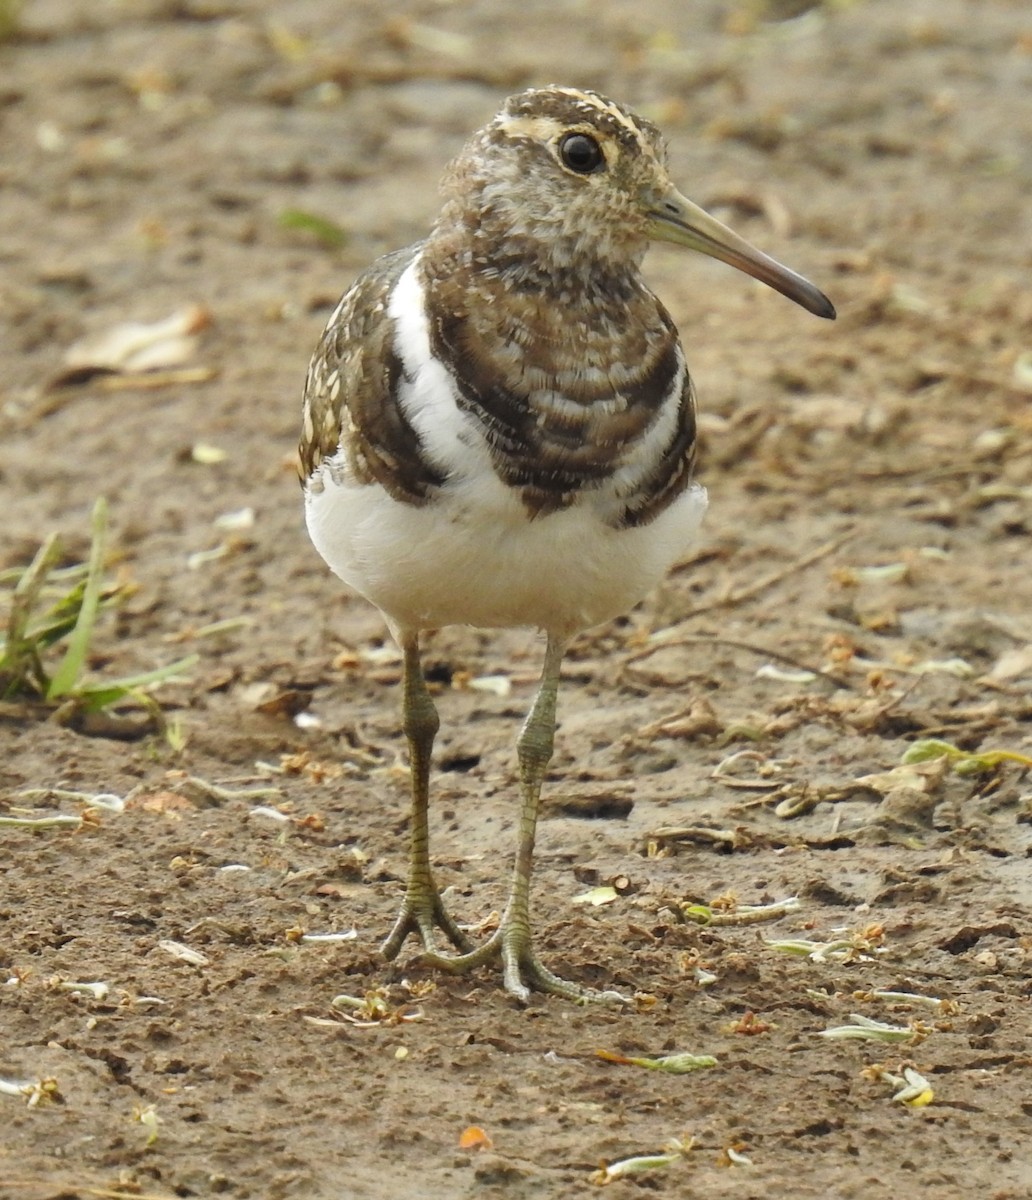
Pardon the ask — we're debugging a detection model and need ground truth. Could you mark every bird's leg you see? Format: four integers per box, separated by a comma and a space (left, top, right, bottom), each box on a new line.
420, 632, 626, 1005
381, 632, 473, 959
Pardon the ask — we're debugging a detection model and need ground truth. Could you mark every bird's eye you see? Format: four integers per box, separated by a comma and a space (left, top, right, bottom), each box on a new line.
558, 132, 605, 175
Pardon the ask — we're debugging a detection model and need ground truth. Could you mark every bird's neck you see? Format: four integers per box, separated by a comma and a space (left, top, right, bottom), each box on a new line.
428, 193, 647, 299
419, 213, 663, 379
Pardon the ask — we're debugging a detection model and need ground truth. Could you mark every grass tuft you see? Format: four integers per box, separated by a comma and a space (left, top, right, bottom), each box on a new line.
0, 499, 196, 731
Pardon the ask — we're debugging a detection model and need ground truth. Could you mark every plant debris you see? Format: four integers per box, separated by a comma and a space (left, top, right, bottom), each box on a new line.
682, 894, 800, 926
323, 987, 426, 1027
571, 886, 619, 907
0, 499, 196, 733
817, 1014, 928, 1045
157, 940, 210, 967
457, 1125, 493, 1150
862, 1063, 935, 1107
591, 1135, 693, 1185
0, 1075, 61, 1107
51, 305, 212, 387
902, 737, 1032, 776
767, 924, 886, 964
596, 1049, 718, 1073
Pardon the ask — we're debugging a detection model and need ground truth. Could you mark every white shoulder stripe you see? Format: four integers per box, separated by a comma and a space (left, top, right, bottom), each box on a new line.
387, 257, 499, 485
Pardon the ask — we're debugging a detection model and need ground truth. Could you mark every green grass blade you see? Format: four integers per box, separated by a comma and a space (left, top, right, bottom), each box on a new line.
1, 532, 63, 696
75, 653, 199, 711
24, 609, 83, 652
277, 207, 348, 248
47, 498, 108, 699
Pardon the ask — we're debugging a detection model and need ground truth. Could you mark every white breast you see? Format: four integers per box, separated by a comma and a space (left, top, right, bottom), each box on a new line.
305, 254, 707, 638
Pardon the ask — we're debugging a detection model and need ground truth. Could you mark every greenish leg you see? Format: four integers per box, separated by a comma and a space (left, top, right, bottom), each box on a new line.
420, 632, 627, 1005
381, 632, 473, 960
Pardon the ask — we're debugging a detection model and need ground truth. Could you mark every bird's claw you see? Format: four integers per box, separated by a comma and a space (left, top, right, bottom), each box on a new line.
381, 888, 474, 960
416, 922, 629, 1006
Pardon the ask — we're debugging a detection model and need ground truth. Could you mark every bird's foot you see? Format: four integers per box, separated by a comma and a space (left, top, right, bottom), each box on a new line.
381, 886, 474, 960
417, 919, 629, 1006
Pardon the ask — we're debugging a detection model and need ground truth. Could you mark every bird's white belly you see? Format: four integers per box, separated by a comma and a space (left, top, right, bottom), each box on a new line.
305, 468, 706, 637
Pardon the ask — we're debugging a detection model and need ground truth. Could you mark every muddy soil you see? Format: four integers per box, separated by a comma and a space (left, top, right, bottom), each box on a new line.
2, 1, 1032, 1197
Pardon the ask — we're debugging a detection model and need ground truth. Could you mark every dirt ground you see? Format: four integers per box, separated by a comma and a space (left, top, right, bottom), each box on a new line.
2, 0, 1032, 1196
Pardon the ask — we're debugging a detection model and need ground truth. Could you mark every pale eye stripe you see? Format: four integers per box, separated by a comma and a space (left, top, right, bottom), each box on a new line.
502, 90, 660, 167
497, 114, 567, 143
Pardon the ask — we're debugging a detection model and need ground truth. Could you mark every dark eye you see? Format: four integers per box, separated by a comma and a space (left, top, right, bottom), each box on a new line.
559, 132, 604, 174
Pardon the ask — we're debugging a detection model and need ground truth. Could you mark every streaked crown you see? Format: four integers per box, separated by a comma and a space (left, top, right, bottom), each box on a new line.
434, 86, 675, 269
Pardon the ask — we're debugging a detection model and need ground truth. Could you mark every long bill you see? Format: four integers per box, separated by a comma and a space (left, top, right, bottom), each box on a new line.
646, 185, 836, 320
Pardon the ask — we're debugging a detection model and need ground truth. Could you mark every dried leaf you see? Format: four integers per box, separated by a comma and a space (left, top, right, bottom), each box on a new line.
54, 305, 211, 385
836, 562, 909, 586
1012, 350, 1032, 392
640, 697, 723, 740
458, 1125, 493, 1150
191, 442, 227, 465
157, 939, 210, 966
467, 673, 512, 697
856, 757, 949, 796
755, 663, 818, 684
129, 790, 196, 814
572, 886, 618, 907
988, 644, 1032, 682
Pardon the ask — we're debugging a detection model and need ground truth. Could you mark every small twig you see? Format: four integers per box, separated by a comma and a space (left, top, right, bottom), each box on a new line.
673, 532, 853, 622
711, 748, 786, 790
178, 775, 283, 803
0, 814, 82, 830
646, 825, 741, 847
624, 633, 851, 690
18, 788, 124, 811
691, 532, 854, 619
683, 896, 800, 926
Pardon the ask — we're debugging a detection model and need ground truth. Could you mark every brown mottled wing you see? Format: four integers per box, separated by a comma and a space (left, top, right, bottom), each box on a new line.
299, 243, 447, 504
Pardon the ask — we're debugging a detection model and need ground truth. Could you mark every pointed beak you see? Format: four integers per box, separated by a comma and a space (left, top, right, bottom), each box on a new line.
646, 185, 836, 320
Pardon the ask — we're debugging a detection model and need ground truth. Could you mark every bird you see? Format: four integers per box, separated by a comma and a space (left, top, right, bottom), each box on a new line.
299, 85, 835, 1004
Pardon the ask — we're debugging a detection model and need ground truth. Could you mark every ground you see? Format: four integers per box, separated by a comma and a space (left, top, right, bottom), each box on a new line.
1, 1, 1031, 1197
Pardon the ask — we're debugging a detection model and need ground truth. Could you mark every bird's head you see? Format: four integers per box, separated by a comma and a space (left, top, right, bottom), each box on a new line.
439, 85, 834, 318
